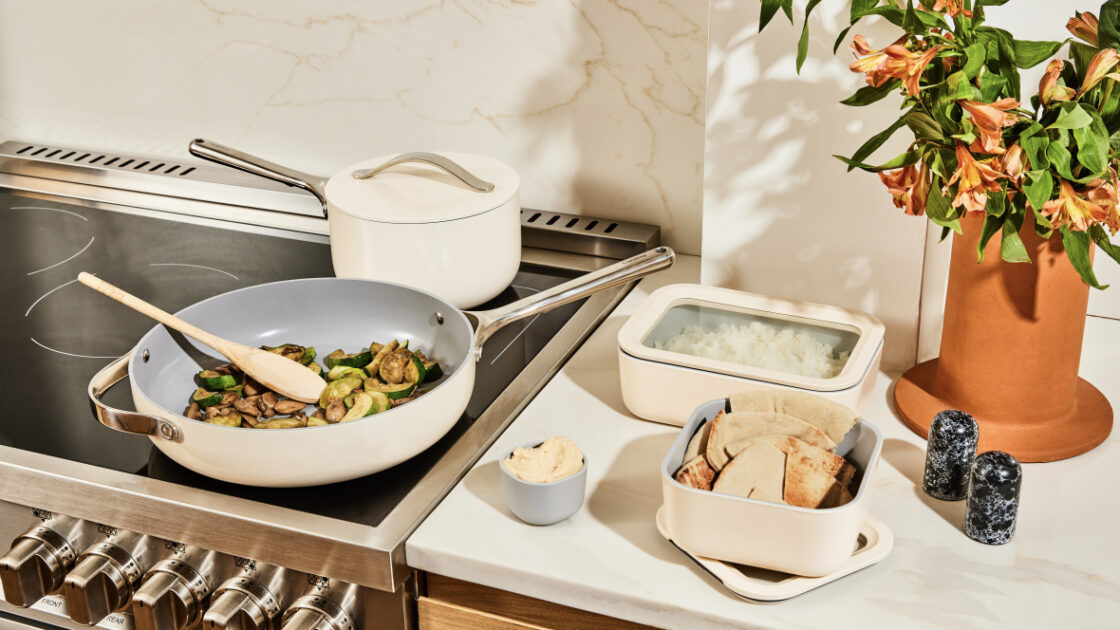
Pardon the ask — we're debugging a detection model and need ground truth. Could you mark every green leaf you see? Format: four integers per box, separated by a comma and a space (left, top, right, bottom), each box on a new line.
1020, 122, 1050, 169
902, 0, 921, 33
795, 0, 823, 73
1030, 203, 1054, 239
1023, 170, 1054, 214
926, 180, 962, 233
1011, 39, 1065, 69
940, 225, 952, 242
834, 149, 923, 173
962, 42, 988, 79
979, 72, 1008, 101
997, 33, 1020, 100
851, 0, 879, 21
841, 80, 899, 106
1061, 226, 1107, 288
832, 25, 853, 54
1090, 224, 1120, 266
985, 189, 1008, 217
1073, 111, 1109, 175
1099, 1, 1120, 51
1049, 103, 1093, 130
976, 214, 1005, 263
903, 110, 943, 140
945, 71, 979, 101
847, 115, 907, 172
759, 0, 783, 31
1070, 42, 1097, 77
780, 0, 793, 22
1046, 142, 1076, 180
1000, 213, 1031, 263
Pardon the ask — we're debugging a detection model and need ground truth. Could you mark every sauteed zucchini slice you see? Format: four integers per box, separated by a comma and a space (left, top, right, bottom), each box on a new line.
326, 365, 367, 382
326, 348, 373, 369
206, 411, 242, 427
307, 362, 323, 377
192, 388, 223, 407
318, 377, 363, 408
341, 391, 391, 422
422, 360, 443, 382
197, 370, 239, 390
364, 379, 416, 400
366, 340, 398, 374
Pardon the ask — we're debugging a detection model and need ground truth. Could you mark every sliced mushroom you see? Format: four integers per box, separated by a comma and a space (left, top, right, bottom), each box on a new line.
219, 391, 240, 406
234, 396, 262, 417
240, 413, 260, 428
380, 351, 410, 384
325, 400, 346, 423
243, 380, 263, 397
185, 402, 202, 420
206, 405, 230, 419
273, 399, 308, 415
261, 391, 278, 410
312, 408, 326, 419
262, 407, 275, 418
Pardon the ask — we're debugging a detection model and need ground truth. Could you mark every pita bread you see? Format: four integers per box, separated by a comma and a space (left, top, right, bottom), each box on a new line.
705, 410, 836, 471
728, 390, 859, 445
711, 443, 786, 504
784, 452, 846, 508
820, 483, 854, 509
674, 455, 716, 490
683, 420, 712, 462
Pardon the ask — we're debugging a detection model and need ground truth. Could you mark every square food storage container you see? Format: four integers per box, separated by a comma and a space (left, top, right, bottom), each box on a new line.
661, 398, 883, 577
618, 284, 885, 426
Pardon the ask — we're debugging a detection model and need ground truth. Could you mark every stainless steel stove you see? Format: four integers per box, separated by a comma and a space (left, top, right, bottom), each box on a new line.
0, 141, 659, 630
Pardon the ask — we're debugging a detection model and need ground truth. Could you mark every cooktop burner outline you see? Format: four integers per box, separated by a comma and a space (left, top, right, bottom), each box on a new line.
148, 262, 240, 280
24, 276, 82, 317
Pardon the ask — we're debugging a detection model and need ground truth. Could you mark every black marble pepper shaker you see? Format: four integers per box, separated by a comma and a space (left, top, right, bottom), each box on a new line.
922, 410, 979, 500
965, 451, 1022, 545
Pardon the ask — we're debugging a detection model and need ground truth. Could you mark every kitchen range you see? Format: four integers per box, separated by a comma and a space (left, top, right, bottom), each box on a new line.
0, 141, 661, 630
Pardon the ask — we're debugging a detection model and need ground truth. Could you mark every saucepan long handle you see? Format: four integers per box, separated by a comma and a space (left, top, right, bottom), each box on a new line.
189, 138, 331, 216
467, 246, 675, 360
87, 354, 182, 441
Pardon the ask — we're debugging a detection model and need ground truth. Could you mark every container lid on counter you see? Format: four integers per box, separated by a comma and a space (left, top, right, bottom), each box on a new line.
326, 152, 519, 224
618, 284, 885, 393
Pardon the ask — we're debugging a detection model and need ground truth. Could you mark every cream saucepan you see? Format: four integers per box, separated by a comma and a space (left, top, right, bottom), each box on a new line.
189, 139, 521, 309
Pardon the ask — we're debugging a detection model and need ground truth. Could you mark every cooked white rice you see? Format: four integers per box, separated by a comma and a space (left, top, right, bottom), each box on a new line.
654, 322, 848, 378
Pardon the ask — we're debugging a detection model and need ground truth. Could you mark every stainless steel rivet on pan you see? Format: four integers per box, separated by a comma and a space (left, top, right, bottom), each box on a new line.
142, 349, 150, 362
434, 312, 444, 325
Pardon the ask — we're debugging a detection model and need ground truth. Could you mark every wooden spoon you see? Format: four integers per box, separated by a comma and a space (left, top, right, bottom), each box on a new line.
78, 272, 327, 403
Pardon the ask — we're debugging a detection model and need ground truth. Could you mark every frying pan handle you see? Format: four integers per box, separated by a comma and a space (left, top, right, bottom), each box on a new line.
87, 354, 182, 442
189, 138, 331, 217
467, 246, 676, 360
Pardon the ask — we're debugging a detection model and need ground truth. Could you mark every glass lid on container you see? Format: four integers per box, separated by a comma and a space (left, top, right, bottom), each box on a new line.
617, 284, 885, 392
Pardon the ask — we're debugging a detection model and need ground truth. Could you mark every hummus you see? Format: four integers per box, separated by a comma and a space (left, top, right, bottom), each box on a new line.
502, 436, 583, 483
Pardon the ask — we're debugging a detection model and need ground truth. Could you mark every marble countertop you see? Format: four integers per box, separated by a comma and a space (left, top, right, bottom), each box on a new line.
406, 254, 1119, 629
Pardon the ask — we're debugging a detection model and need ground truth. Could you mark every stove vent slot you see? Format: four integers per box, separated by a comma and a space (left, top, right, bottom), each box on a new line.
10, 143, 199, 176
520, 208, 659, 260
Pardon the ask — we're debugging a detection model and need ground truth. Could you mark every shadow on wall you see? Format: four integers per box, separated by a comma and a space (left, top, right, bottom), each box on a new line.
702, 2, 928, 371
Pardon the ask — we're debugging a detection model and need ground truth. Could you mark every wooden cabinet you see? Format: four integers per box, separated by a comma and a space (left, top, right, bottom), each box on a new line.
416, 573, 657, 630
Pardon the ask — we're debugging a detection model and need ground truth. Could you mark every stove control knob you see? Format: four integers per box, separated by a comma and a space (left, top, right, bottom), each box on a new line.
280, 592, 355, 630
132, 558, 212, 630
0, 525, 79, 606
204, 576, 284, 630
63, 538, 145, 625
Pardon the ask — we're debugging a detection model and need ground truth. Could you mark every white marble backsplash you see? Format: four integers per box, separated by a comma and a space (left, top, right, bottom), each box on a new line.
0, 0, 706, 253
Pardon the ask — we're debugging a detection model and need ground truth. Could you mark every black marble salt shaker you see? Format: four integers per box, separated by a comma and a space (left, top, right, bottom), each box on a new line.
964, 451, 1022, 545
922, 410, 979, 500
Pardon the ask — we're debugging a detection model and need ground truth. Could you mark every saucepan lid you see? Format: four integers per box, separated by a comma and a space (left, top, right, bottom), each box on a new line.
325, 151, 520, 224
618, 284, 885, 392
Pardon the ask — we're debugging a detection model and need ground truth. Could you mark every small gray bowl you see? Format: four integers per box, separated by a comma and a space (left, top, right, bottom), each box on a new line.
499, 440, 588, 526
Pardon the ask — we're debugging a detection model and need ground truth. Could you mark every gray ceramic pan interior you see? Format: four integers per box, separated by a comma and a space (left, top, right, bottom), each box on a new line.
130, 278, 475, 419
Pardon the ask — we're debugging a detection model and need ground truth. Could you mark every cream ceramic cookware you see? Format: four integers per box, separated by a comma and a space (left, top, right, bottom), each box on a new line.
618, 284, 885, 426
189, 139, 520, 308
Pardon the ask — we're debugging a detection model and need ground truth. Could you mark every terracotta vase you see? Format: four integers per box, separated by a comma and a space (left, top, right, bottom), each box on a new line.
893, 212, 1113, 462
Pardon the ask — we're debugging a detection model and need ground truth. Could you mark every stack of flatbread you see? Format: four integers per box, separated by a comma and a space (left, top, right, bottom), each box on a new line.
673, 391, 860, 509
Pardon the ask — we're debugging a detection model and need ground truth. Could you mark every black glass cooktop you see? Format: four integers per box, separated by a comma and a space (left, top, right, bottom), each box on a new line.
0, 193, 583, 528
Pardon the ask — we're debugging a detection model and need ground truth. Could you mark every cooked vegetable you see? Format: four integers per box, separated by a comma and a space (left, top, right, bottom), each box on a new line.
364, 379, 416, 400
326, 349, 373, 369
192, 388, 223, 407
185, 337, 439, 429
327, 365, 367, 381
197, 370, 238, 390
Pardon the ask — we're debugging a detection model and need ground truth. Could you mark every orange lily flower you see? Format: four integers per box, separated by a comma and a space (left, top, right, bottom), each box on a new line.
944, 143, 1005, 213
1068, 11, 1099, 46
959, 98, 1019, 154
879, 163, 931, 217
1042, 180, 1110, 232
931, 1, 972, 19
850, 35, 942, 97
1039, 59, 1076, 106
1000, 144, 1028, 185
1084, 174, 1120, 232
1080, 48, 1120, 95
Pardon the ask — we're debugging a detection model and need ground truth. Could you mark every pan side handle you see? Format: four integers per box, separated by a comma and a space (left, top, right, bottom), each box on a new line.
87, 355, 182, 442
466, 246, 676, 360
188, 138, 331, 217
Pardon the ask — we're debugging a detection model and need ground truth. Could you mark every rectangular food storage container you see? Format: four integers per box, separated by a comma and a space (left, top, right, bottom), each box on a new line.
618, 283, 885, 426
661, 398, 883, 577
